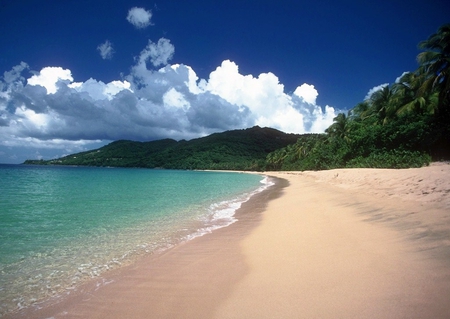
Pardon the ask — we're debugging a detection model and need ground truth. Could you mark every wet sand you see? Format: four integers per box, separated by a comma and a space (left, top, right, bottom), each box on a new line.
7, 163, 450, 319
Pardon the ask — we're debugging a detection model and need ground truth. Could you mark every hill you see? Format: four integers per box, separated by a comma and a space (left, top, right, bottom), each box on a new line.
24, 126, 301, 171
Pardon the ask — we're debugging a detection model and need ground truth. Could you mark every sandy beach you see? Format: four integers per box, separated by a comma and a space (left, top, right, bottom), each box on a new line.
7, 163, 450, 319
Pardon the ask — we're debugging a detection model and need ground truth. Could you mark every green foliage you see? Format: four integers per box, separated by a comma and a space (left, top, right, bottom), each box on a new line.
417, 23, 450, 110
346, 150, 431, 169
25, 126, 300, 171
264, 24, 449, 171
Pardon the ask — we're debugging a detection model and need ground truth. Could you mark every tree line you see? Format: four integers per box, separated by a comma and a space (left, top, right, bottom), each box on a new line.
266, 24, 450, 170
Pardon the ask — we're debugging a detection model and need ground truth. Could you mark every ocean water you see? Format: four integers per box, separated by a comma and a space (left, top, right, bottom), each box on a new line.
0, 164, 271, 316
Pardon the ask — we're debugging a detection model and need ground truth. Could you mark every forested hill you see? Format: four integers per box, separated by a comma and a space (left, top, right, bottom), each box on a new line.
24, 126, 301, 170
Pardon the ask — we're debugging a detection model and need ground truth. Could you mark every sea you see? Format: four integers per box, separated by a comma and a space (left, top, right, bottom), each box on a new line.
0, 164, 272, 316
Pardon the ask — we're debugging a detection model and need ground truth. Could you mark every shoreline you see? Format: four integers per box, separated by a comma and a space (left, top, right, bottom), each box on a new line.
0, 169, 268, 317
6, 164, 450, 318
5, 175, 287, 319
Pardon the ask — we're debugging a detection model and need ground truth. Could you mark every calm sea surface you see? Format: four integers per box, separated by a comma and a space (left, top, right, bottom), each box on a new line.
0, 164, 270, 316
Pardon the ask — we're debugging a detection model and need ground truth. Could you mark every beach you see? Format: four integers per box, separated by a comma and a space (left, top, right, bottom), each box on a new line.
7, 163, 450, 319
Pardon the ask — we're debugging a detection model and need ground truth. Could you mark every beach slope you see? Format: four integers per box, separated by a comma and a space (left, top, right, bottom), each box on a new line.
7, 163, 450, 319
216, 163, 450, 318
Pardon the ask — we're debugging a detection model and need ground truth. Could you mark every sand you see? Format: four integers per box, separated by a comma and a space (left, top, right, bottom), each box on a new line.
216, 163, 450, 318
7, 163, 450, 319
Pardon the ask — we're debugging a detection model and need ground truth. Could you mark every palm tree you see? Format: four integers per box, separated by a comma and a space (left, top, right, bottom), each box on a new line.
367, 85, 392, 124
291, 137, 313, 161
349, 101, 370, 121
417, 24, 450, 110
326, 112, 350, 140
389, 71, 438, 116
266, 148, 288, 170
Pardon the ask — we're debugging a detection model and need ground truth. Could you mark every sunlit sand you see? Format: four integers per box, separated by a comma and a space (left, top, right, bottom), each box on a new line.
8, 163, 450, 319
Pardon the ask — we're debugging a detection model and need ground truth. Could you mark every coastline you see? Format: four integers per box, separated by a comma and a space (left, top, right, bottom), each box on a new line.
0, 168, 267, 317
5, 174, 286, 319
6, 164, 450, 318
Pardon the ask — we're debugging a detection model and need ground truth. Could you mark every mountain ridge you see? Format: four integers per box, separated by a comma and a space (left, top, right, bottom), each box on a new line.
24, 126, 303, 171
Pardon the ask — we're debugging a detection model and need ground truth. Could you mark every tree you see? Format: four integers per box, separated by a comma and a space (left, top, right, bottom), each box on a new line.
389, 71, 439, 117
366, 85, 392, 124
349, 101, 371, 121
325, 112, 350, 140
417, 24, 450, 110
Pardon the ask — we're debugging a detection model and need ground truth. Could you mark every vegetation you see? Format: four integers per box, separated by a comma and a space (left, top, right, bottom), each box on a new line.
25, 24, 449, 171
24, 126, 300, 171
265, 24, 449, 170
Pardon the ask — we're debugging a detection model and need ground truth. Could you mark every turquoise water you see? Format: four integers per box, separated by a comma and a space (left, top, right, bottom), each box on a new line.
0, 165, 270, 316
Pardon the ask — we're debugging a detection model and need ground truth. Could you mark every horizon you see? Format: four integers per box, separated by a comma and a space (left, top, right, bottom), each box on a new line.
1, 0, 449, 164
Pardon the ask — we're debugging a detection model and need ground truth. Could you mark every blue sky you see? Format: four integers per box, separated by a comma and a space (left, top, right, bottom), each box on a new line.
0, 0, 449, 163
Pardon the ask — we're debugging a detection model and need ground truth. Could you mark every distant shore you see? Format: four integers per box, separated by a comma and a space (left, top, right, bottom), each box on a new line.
7, 163, 450, 319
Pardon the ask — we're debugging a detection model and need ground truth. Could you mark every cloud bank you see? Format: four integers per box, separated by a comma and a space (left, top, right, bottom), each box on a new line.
0, 38, 338, 160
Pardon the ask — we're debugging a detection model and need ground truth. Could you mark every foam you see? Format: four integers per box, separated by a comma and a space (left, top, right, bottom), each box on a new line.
183, 175, 275, 241
1, 171, 270, 317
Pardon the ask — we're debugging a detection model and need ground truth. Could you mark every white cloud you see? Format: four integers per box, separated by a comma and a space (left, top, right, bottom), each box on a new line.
139, 38, 175, 67
170, 64, 202, 94
70, 78, 132, 100
364, 83, 389, 100
97, 40, 114, 60
0, 62, 28, 101
3, 62, 28, 84
293, 83, 318, 105
202, 60, 336, 133
127, 7, 153, 29
163, 88, 190, 110
0, 38, 339, 162
105, 81, 132, 96
15, 106, 49, 128
27, 67, 73, 94
203, 60, 302, 132
310, 105, 337, 133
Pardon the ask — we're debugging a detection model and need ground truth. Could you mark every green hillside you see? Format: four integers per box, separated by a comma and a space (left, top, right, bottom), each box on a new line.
24, 126, 301, 171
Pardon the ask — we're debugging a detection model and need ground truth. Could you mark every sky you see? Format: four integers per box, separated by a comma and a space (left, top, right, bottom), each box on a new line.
0, 0, 449, 163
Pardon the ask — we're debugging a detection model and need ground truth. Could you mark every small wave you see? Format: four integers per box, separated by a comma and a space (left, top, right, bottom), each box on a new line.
182, 175, 274, 241
0, 171, 272, 317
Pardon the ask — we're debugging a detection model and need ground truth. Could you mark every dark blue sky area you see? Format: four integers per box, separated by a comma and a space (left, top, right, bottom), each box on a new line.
0, 0, 449, 163
1, 0, 448, 109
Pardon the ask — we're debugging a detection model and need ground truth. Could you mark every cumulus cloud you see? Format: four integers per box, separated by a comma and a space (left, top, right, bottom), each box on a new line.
0, 62, 28, 106
127, 7, 153, 29
293, 83, 318, 105
69, 78, 132, 101
97, 40, 114, 60
0, 38, 338, 162
27, 67, 73, 94
364, 83, 389, 100
138, 38, 175, 67
2, 62, 28, 84
201, 60, 336, 133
